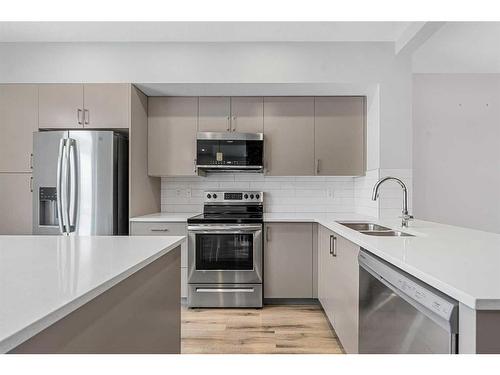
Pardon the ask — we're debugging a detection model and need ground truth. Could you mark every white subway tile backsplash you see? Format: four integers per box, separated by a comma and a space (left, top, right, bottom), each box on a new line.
160, 170, 412, 218
161, 174, 356, 214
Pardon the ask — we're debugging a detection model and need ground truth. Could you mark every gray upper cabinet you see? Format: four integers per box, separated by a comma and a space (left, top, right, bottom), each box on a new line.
83, 84, 130, 129
314, 97, 365, 176
39, 84, 84, 129
198, 97, 231, 132
0, 85, 38, 172
263, 97, 315, 176
230, 97, 263, 133
148, 96, 198, 176
39, 83, 130, 129
264, 222, 313, 298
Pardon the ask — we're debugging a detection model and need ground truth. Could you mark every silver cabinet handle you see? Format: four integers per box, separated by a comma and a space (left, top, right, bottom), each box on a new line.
150, 228, 169, 232
29, 153, 33, 170
193, 158, 197, 173
29, 176, 33, 192
316, 159, 321, 174
232, 116, 236, 131
84, 109, 89, 125
226, 116, 231, 131
332, 235, 337, 257
266, 226, 270, 242
77, 109, 83, 125
329, 235, 333, 255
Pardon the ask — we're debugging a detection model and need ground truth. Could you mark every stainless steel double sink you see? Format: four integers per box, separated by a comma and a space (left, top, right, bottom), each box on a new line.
337, 222, 414, 237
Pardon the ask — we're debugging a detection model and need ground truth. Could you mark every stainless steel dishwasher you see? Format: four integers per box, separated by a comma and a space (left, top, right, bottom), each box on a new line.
358, 249, 459, 354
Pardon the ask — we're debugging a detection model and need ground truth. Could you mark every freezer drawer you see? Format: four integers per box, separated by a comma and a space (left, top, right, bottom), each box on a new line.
358, 250, 458, 354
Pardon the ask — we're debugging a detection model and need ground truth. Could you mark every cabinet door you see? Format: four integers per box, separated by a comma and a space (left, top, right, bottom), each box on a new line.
263, 97, 315, 176
0, 85, 38, 172
198, 97, 231, 132
264, 223, 313, 298
130, 221, 188, 298
38, 84, 84, 128
317, 225, 330, 307
0, 173, 32, 234
331, 232, 360, 353
148, 97, 198, 176
230, 97, 263, 133
315, 97, 365, 176
83, 84, 130, 129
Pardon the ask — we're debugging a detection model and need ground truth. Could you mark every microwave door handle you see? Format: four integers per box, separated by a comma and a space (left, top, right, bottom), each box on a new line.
56, 139, 66, 234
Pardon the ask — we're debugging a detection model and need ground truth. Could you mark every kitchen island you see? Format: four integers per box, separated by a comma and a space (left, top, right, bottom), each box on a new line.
0, 235, 184, 354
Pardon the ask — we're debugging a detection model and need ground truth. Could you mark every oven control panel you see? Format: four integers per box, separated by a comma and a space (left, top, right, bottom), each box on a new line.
204, 191, 263, 204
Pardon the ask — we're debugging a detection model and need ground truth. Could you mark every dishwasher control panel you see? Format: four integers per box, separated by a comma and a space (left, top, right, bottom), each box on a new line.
359, 250, 458, 321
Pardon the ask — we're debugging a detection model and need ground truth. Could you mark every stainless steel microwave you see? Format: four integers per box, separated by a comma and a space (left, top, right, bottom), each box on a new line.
196, 132, 264, 174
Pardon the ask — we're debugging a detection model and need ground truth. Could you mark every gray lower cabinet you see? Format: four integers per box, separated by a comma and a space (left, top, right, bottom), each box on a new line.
264, 222, 313, 299
0, 173, 32, 235
318, 224, 359, 353
130, 221, 188, 298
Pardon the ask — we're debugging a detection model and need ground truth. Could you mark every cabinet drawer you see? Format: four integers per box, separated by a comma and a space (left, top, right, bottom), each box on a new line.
130, 221, 188, 267
130, 221, 186, 235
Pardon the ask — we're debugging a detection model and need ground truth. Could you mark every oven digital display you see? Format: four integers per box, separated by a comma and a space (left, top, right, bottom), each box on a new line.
224, 193, 242, 200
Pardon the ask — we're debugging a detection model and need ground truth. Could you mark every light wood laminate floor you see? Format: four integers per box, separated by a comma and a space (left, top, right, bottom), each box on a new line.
181, 304, 343, 354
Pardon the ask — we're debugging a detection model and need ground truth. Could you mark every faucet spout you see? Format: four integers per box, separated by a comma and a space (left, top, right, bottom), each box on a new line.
371, 176, 412, 227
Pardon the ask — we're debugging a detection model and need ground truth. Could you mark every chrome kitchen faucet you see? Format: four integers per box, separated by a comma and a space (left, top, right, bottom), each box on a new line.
372, 177, 413, 227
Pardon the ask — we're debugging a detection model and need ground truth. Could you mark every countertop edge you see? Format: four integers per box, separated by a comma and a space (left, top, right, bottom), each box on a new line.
0, 236, 185, 353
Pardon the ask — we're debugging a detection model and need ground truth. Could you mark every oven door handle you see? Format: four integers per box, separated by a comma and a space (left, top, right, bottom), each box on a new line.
188, 230, 260, 235
188, 225, 262, 232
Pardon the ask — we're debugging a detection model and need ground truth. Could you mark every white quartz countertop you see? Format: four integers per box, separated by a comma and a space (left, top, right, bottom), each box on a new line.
130, 211, 500, 310
129, 212, 372, 223
0, 235, 185, 353
317, 218, 500, 311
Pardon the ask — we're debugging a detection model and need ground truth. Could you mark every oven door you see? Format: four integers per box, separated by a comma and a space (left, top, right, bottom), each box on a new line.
187, 224, 263, 284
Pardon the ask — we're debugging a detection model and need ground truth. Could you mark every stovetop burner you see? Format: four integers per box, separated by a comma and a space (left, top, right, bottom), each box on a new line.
187, 190, 264, 224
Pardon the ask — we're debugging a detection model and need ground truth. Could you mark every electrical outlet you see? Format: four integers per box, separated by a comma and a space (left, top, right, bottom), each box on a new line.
327, 188, 335, 200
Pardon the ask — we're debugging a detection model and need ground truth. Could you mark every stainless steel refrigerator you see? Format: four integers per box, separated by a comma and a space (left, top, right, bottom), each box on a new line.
32, 130, 128, 235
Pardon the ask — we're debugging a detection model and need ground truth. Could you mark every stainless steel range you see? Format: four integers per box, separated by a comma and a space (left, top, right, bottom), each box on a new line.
187, 191, 264, 308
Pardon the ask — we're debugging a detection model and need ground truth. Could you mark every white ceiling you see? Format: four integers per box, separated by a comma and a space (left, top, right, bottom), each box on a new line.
413, 22, 500, 73
0, 22, 413, 43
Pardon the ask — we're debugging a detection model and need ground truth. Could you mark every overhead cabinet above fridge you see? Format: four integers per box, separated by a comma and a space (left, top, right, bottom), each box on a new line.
32, 130, 129, 236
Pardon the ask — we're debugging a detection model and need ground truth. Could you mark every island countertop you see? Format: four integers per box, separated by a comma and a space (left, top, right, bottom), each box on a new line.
0, 235, 185, 353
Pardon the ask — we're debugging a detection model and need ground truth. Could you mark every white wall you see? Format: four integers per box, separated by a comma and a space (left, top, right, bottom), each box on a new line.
413, 74, 500, 233
412, 22, 500, 232
0, 41, 413, 171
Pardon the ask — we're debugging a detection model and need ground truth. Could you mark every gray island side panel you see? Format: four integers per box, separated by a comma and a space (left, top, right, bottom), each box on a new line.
10, 245, 181, 354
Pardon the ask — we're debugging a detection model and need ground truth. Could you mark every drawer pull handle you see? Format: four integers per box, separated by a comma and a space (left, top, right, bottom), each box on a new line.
196, 288, 255, 293
151, 228, 169, 232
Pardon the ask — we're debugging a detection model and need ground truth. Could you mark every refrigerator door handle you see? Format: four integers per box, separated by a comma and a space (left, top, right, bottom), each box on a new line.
56, 138, 67, 235
61, 139, 71, 235
68, 138, 78, 232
